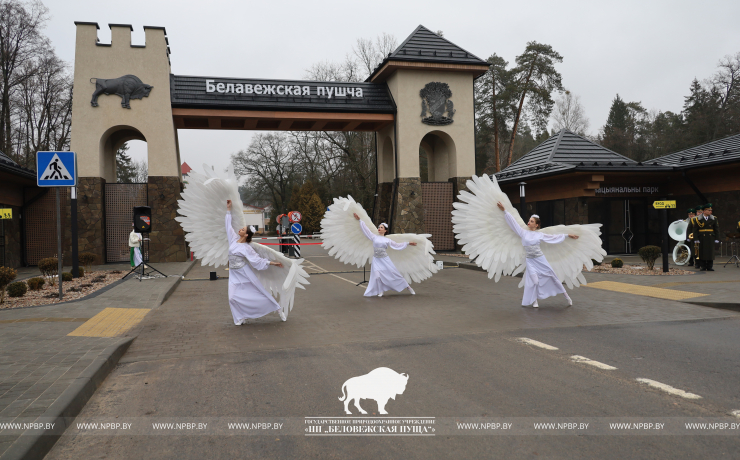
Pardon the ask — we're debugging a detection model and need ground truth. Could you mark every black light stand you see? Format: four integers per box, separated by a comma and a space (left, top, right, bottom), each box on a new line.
123, 238, 167, 281
356, 263, 368, 286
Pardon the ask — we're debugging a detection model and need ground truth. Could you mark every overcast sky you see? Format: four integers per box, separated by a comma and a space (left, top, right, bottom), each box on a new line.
42, 0, 740, 176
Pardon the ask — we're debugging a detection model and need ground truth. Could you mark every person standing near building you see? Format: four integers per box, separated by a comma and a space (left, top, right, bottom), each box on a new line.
692, 203, 720, 271
688, 205, 704, 270
685, 208, 695, 266
129, 223, 143, 268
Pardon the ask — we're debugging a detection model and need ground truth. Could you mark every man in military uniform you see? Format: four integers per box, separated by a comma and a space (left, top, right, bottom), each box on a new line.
688, 205, 704, 269
689, 203, 720, 271
684, 208, 696, 266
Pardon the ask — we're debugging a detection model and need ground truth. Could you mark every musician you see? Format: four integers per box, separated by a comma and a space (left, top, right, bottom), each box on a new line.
688, 205, 703, 269
690, 203, 720, 271
684, 208, 695, 266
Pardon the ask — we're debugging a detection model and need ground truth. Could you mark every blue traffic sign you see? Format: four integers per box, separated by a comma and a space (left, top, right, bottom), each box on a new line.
37, 151, 76, 187
291, 223, 303, 234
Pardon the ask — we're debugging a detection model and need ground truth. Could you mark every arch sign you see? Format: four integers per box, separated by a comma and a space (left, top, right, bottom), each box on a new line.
69, 22, 489, 263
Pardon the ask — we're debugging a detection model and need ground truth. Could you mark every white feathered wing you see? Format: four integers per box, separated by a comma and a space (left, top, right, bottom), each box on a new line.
175, 165, 309, 316
320, 196, 438, 284
451, 174, 606, 288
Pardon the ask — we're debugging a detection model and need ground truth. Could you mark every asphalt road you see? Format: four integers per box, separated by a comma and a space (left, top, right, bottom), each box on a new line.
44, 244, 740, 459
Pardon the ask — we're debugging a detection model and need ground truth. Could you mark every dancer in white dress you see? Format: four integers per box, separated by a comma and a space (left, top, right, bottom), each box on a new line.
353, 213, 417, 297
451, 175, 606, 308
175, 163, 309, 325
320, 195, 438, 297
497, 202, 576, 307
226, 200, 285, 324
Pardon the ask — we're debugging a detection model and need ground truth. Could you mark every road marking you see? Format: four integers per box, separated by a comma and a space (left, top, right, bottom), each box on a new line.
585, 281, 709, 300
731, 410, 740, 419
304, 261, 363, 287
516, 338, 558, 350
68, 308, 150, 337
570, 355, 617, 370
635, 378, 702, 399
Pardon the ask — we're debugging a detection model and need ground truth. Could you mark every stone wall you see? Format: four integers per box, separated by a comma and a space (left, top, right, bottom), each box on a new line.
1, 205, 22, 268
449, 176, 472, 200
373, 182, 393, 226
391, 177, 425, 234
147, 176, 188, 262
75, 177, 106, 265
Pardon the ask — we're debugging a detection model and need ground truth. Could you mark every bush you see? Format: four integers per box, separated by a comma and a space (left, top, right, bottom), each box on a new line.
0, 266, 17, 303
611, 258, 623, 268
7, 281, 27, 298
38, 257, 58, 285
61, 272, 73, 282
26, 277, 46, 291
78, 253, 97, 273
638, 245, 662, 270
78, 267, 85, 277
591, 259, 602, 266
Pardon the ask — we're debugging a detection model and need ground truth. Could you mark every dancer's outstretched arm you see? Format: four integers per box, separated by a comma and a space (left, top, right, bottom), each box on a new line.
225, 201, 238, 245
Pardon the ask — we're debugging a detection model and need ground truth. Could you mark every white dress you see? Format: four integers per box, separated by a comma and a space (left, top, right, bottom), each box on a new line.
503, 211, 568, 306
359, 221, 411, 296
129, 231, 143, 266
226, 212, 281, 324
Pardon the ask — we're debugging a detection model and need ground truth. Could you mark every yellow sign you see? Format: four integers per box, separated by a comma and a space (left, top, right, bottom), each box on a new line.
0, 208, 11, 219
653, 200, 676, 209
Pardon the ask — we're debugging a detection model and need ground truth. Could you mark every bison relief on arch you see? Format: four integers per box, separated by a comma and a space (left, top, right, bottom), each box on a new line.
420, 82, 455, 126
338, 367, 409, 415
90, 75, 153, 109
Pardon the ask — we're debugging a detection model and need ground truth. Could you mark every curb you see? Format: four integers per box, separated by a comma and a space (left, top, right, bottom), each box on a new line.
682, 301, 740, 312
0, 338, 134, 460
154, 259, 197, 307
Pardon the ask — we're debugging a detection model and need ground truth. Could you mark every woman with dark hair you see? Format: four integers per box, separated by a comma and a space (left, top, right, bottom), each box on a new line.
496, 201, 578, 308
226, 200, 285, 324
353, 213, 418, 297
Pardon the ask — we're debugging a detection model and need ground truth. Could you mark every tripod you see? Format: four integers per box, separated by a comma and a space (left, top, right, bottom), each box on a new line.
723, 234, 740, 268
356, 263, 368, 286
123, 239, 167, 281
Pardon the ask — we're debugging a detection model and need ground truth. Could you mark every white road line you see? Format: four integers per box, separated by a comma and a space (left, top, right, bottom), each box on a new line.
731, 410, 740, 419
635, 378, 702, 400
516, 338, 559, 350
570, 355, 617, 370
305, 261, 362, 287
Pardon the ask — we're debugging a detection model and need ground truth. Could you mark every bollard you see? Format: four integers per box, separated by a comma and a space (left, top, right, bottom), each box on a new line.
210, 271, 217, 280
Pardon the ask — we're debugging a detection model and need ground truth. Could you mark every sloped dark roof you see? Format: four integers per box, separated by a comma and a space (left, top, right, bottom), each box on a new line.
652, 133, 740, 169
496, 129, 670, 182
367, 25, 489, 81
0, 150, 35, 180
170, 75, 396, 114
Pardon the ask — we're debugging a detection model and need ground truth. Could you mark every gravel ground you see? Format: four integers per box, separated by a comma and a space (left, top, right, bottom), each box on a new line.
591, 264, 695, 276
0, 270, 125, 309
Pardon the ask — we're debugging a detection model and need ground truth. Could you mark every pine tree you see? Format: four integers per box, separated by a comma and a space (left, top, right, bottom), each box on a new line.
115, 142, 136, 183
601, 94, 631, 154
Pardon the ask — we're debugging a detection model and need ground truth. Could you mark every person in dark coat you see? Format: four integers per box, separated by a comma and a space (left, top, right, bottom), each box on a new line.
688, 205, 703, 269
690, 203, 720, 271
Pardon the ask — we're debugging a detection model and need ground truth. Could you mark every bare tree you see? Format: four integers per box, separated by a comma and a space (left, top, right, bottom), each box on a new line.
353, 33, 397, 78
551, 90, 590, 136
0, 0, 49, 156
231, 133, 297, 213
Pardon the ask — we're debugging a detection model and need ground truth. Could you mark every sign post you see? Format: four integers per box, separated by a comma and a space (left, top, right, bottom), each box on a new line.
653, 200, 675, 273
290, 223, 302, 258
37, 151, 77, 300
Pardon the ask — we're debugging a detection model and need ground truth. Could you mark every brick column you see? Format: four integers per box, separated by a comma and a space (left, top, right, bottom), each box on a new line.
147, 176, 187, 262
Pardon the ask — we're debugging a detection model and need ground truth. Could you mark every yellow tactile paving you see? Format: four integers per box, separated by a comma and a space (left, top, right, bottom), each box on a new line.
584, 281, 710, 301
68, 308, 150, 337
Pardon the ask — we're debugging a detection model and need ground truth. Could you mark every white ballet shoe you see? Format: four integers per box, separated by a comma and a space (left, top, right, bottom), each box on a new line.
532, 301, 539, 308
408, 287, 415, 295
278, 309, 287, 322
565, 295, 573, 306
378, 293, 383, 297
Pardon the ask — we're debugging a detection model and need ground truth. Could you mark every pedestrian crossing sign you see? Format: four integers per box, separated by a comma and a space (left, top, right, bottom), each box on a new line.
37, 151, 76, 187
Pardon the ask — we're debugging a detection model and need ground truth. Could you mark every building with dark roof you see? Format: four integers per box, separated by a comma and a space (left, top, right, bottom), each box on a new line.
0, 152, 45, 268
495, 131, 740, 254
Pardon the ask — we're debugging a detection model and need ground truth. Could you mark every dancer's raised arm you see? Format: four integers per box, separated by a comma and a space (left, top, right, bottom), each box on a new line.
225, 200, 238, 244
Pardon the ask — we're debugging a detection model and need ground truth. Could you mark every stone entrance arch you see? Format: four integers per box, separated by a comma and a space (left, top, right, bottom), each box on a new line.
69, 22, 488, 261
